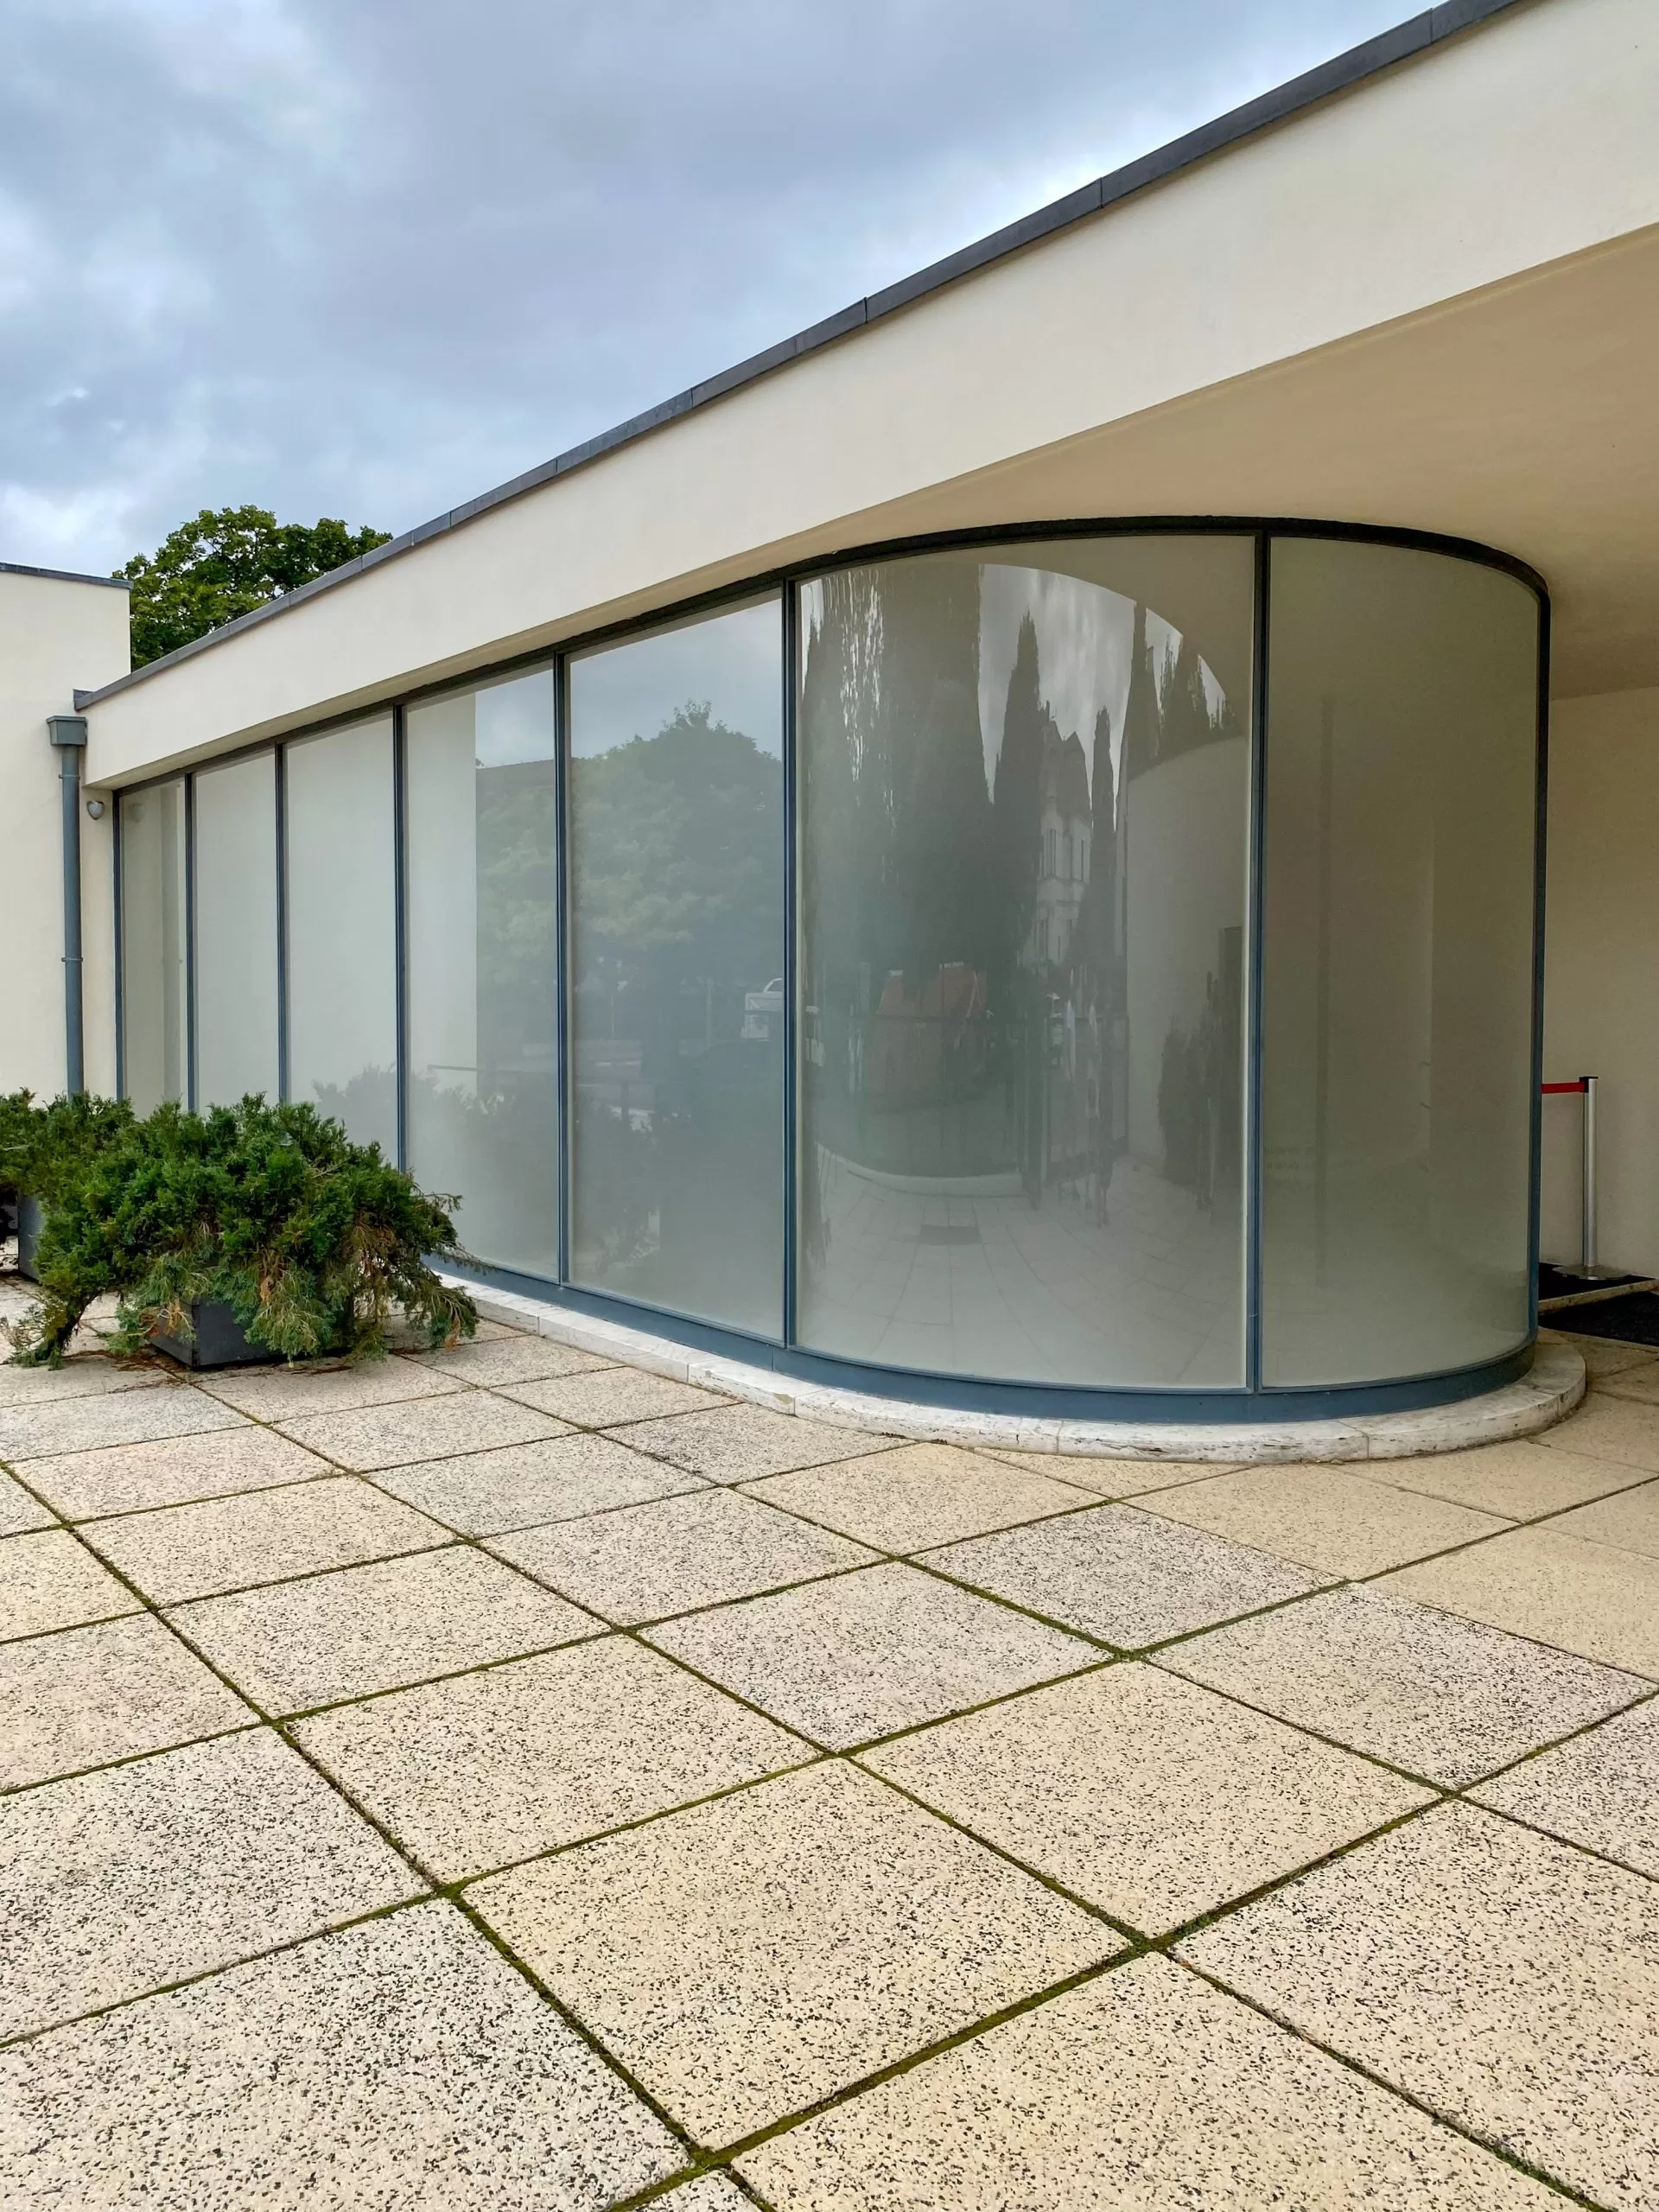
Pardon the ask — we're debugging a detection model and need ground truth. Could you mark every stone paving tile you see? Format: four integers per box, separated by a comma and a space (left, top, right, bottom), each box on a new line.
492, 1486, 876, 1625
0, 1730, 420, 2041
662, 2177, 751, 2209
1139, 1463, 1509, 1578
196, 1355, 468, 1421
1537, 1391, 1659, 1473
276, 1390, 570, 1471
983, 1447, 1243, 1497
295, 1636, 808, 1879
863, 1662, 1429, 1935
742, 1443, 1097, 1554
1594, 1360, 1659, 1404
0, 1904, 684, 2209
410, 1335, 614, 1387
0, 1385, 245, 1464
1164, 1584, 1647, 1788
1179, 1802, 1659, 2212
372, 1432, 707, 1535
0, 1469, 53, 1536
0, 1357, 166, 1408
472, 1759, 1117, 2146
174, 1546, 600, 1713
1372, 1437, 1647, 1518
925, 1504, 1322, 1649
647, 1561, 1096, 1750
620, 1403, 893, 1484
739, 1951, 1555, 2211
1540, 1325, 1658, 1378
498, 1368, 730, 1427
1472, 1698, 1659, 1874
0, 1614, 251, 1791
81, 1476, 451, 1605
1542, 1473, 1659, 1555
1383, 1524, 1659, 1677
0, 1528, 137, 1642
24, 1421, 333, 1521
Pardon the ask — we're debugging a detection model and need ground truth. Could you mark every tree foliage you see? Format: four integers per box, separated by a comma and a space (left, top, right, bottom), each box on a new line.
118, 505, 392, 667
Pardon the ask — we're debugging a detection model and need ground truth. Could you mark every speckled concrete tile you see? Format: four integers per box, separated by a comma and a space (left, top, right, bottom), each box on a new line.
1472, 1699, 1659, 1874
1539, 1327, 1657, 1379
658, 2177, 751, 2209
1541, 1475, 1659, 1557
1372, 1437, 1647, 1518
25, 1421, 333, 1521
738, 1951, 1556, 2211
1382, 1525, 1659, 1677
0, 1357, 167, 1408
1138, 1463, 1508, 1578
0, 1528, 137, 1642
1164, 1584, 1647, 1787
497, 1368, 730, 1427
741, 1444, 1096, 1554
646, 1561, 1096, 1749
81, 1476, 451, 1605
982, 1447, 1243, 1497
0, 1904, 683, 2209
295, 1636, 807, 1879
276, 1391, 570, 1471
410, 1335, 615, 1387
620, 1403, 893, 1484
864, 1663, 1429, 1934
372, 1432, 707, 1535
472, 1760, 1117, 2145
0, 1385, 245, 1464
173, 1546, 599, 1713
1179, 1802, 1659, 2212
0, 1469, 52, 1537
0, 1614, 251, 1790
925, 1504, 1322, 1649
1537, 1391, 1659, 1474
195, 1355, 468, 1421
491, 1486, 875, 1625
0, 1729, 419, 2040
1593, 1359, 1659, 1404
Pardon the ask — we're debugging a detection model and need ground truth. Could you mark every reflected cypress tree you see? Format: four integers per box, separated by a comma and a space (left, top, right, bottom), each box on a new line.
991, 613, 1046, 991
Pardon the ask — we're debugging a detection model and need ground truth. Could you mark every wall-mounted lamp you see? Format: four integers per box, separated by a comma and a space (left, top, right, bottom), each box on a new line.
85, 798, 105, 821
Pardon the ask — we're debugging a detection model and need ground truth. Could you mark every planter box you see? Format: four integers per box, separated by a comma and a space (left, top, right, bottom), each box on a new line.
16, 1195, 43, 1282
151, 1300, 285, 1370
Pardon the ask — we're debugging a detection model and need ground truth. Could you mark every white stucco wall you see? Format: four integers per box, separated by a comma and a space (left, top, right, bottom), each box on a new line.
0, 569, 130, 1101
1541, 683, 1659, 1274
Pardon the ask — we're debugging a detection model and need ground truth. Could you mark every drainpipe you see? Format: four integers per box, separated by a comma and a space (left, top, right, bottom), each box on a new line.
46, 715, 87, 1096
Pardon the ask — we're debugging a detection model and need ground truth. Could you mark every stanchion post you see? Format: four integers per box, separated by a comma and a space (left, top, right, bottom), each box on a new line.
1582, 1073, 1598, 1271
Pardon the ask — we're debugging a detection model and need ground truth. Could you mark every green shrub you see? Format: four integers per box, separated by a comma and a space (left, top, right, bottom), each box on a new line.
9, 1095, 475, 1369
0, 1090, 135, 1211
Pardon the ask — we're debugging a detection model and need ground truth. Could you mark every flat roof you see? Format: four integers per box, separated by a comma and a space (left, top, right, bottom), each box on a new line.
0, 559, 129, 591
80, 0, 1524, 707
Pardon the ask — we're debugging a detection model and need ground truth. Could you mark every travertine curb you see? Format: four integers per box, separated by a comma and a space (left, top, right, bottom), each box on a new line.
439, 1278, 1586, 1466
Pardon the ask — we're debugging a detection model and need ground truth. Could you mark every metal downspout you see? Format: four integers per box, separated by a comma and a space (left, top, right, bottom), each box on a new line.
46, 714, 87, 1095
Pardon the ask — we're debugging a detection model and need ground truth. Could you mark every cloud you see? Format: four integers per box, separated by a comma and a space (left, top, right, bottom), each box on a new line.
0, 0, 1407, 574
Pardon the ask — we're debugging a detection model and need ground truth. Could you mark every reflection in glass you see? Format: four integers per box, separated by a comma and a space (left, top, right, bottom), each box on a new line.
193, 752, 279, 1106
569, 600, 784, 1334
118, 779, 188, 1112
1260, 539, 1538, 1383
284, 717, 398, 1153
405, 671, 559, 1275
797, 540, 1254, 1386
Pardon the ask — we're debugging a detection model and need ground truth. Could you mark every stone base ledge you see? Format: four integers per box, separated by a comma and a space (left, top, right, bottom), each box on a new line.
442, 1276, 1586, 1465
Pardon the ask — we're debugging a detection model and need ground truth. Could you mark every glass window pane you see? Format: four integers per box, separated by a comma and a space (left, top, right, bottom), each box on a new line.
569, 599, 784, 1335
118, 779, 188, 1112
798, 537, 1254, 1388
406, 671, 559, 1276
193, 752, 278, 1107
1259, 538, 1538, 1383
284, 716, 397, 1153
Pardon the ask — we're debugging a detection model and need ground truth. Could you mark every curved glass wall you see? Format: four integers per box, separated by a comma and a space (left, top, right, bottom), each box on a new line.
115, 524, 1544, 1416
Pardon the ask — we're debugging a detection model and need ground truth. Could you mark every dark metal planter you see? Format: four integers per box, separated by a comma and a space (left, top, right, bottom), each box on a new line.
150, 1300, 286, 1370
15, 1195, 43, 1282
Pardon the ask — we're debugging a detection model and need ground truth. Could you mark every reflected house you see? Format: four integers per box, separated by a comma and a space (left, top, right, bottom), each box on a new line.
17, 0, 1651, 1433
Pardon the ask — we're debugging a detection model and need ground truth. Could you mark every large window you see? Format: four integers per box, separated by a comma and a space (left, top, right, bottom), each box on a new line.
406, 670, 559, 1277
284, 716, 398, 1154
568, 599, 785, 1335
1259, 538, 1539, 1382
118, 778, 188, 1113
193, 751, 279, 1107
797, 539, 1255, 1388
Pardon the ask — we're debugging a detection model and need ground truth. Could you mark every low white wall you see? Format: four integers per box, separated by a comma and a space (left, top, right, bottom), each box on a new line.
1541, 683, 1659, 1273
0, 569, 130, 1101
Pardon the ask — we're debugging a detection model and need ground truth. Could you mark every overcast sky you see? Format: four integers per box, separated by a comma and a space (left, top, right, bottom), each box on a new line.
3, 0, 1409, 578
